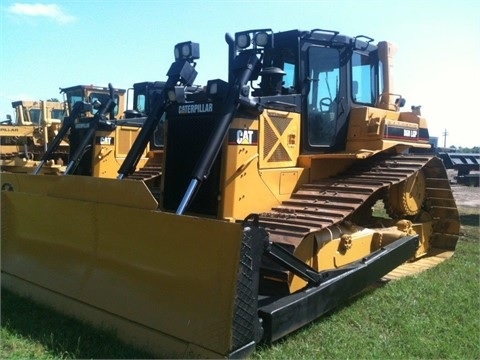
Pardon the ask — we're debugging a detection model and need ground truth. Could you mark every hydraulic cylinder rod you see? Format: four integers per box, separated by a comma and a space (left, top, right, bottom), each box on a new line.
117, 59, 197, 179
176, 50, 259, 215
33, 101, 91, 175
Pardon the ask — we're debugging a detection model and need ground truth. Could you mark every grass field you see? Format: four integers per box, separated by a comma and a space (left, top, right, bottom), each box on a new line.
1, 206, 479, 359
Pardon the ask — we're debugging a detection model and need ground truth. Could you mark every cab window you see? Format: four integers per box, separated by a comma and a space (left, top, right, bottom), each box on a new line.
351, 51, 376, 105
307, 46, 340, 146
282, 62, 295, 89
51, 109, 65, 121
29, 109, 41, 124
135, 94, 146, 113
68, 93, 83, 112
89, 92, 120, 116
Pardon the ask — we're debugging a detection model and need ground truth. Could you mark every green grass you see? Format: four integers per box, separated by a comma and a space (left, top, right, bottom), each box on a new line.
0, 290, 154, 359
251, 218, 480, 359
2, 206, 479, 359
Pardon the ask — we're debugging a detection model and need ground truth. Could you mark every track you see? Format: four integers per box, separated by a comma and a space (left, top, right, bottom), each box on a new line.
258, 154, 460, 279
127, 164, 162, 181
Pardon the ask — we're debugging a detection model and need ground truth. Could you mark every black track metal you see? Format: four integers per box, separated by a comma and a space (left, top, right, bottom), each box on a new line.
259, 154, 459, 250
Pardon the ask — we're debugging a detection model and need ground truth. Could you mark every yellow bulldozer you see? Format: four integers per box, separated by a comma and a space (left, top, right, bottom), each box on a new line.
1, 29, 459, 358
28, 82, 163, 179
0, 85, 128, 174
0, 99, 67, 173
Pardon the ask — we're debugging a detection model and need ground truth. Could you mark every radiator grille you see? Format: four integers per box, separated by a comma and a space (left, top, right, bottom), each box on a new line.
261, 113, 295, 166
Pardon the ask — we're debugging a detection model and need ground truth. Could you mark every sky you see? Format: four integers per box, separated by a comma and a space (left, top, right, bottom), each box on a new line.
1, 0, 479, 148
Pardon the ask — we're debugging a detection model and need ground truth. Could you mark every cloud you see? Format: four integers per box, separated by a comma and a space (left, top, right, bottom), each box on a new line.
7, 3, 76, 24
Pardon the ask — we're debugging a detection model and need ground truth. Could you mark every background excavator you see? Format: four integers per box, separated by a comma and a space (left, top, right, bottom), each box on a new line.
1, 28, 459, 358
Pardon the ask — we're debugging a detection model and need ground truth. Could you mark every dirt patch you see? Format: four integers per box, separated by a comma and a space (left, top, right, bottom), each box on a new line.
447, 170, 480, 208
451, 184, 480, 208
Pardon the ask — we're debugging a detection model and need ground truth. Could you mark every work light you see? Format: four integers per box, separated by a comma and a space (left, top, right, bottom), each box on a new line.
236, 34, 251, 49
234, 29, 272, 51
206, 79, 228, 99
254, 32, 269, 47
174, 41, 200, 61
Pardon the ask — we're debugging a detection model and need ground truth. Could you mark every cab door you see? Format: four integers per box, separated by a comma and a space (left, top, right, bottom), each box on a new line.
303, 44, 349, 151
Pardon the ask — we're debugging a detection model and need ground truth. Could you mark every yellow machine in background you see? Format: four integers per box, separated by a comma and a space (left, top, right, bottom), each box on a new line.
60, 84, 127, 121
28, 83, 162, 179
1, 29, 459, 358
0, 85, 147, 176
0, 100, 67, 173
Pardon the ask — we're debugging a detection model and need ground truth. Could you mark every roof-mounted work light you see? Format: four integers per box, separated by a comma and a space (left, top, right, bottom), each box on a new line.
236, 34, 251, 49
235, 29, 272, 52
174, 41, 200, 62
254, 31, 269, 47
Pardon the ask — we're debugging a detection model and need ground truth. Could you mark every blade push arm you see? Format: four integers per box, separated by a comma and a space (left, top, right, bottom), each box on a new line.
117, 60, 198, 179
176, 50, 260, 214
63, 84, 116, 175
33, 100, 92, 175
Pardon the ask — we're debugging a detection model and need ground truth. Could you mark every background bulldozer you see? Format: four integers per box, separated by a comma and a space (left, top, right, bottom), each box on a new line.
0, 99, 66, 173
0, 83, 164, 178
30, 82, 164, 179
1, 28, 459, 358
0, 85, 128, 174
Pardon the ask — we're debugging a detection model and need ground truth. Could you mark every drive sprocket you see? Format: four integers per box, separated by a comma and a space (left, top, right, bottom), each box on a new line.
386, 170, 426, 218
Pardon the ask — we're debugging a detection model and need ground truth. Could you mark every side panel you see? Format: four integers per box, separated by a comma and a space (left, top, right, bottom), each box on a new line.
219, 111, 306, 221
346, 107, 430, 152
1, 173, 245, 357
91, 126, 149, 178
162, 102, 221, 215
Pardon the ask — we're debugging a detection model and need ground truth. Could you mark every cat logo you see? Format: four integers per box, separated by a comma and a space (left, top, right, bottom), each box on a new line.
237, 129, 253, 144
96, 136, 114, 145
228, 128, 258, 146
100, 136, 112, 145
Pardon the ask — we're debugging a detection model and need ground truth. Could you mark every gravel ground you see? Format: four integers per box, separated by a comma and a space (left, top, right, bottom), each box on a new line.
447, 169, 480, 208
451, 184, 480, 208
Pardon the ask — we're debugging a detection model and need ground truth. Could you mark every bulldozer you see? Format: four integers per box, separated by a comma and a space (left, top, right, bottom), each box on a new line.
0, 99, 67, 173
1, 29, 460, 358
0, 85, 128, 175
29, 82, 164, 179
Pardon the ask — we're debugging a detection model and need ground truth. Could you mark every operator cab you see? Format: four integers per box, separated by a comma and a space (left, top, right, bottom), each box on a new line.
125, 81, 166, 148
237, 29, 387, 152
60, 85, 126, 118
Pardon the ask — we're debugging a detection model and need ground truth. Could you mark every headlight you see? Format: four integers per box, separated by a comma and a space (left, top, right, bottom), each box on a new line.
234, 29, 272, 51
206, 79, 228, 99
254, 32, 269, 47
236, 34, 251, 49
174, 41, 200, 61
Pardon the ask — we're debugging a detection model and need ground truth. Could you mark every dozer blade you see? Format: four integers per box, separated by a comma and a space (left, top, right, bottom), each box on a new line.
1, 173, 263, 358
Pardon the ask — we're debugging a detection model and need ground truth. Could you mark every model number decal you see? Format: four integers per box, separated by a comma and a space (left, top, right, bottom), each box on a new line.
384, 125, 419, 140
403, 129, 418, 138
